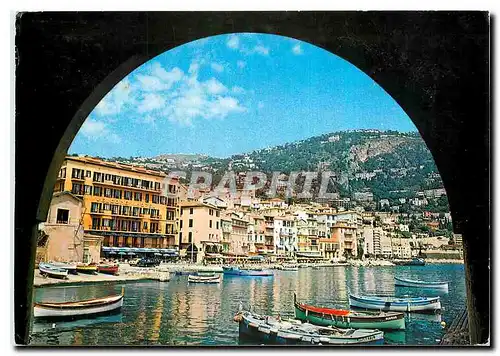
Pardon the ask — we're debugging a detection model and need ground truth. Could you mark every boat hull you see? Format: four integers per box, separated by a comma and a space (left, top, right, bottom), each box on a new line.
39, 263, 68, 279
394, 277, 448, 290
294, 304, 405, 330
98, 265, 119, 275
349, 295, 441, 313
188, 275, 221, 283
236, 312, 384, 345
223, 267, 273, 277
34, 295, 123, 320
76, 266, 98, 274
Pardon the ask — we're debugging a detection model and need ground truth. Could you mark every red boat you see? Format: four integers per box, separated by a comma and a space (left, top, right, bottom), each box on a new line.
98, 264, 119, 275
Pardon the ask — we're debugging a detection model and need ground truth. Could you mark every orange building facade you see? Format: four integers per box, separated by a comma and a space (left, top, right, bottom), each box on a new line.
54, 156, 179, 249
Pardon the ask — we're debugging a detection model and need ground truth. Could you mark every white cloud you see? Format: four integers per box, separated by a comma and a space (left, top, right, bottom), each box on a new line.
292, 44, 303, 55
138, 93, 165, 113
136, 74, 165, 91
227, 34, 240, 49
80, 118, 121, 143
232, 86, 245, 94
151, 63, 184, 86
95, 78, 134, 116
210, 62, 224, 73
237, 60, 246, 69
204, 78, 227, 94
253, 45, 270, 56
258, 102, 265, 109
163, 60, 246, 126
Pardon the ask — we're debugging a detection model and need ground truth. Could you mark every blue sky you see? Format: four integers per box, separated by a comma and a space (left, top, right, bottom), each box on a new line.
69, 33, 417, 158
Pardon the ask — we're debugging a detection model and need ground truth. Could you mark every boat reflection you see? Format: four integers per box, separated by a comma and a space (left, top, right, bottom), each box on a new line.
31, 312, 123, 334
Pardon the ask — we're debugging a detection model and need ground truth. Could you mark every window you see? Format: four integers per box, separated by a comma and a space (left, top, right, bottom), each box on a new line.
105, 174, 111, 181
124, 191, 132, 200
188, 232, 193, 243
180, 220, 183, 229
180, 208, 183, 216
104, 188, 112, 198
179, 232, 183, 244
56, 209, 69, 224
92, 217, 101, 230
103, 203, 111, 211
216, 221, 219, 229
84, 185, 92, 195
102, 219, 110, 227
190, 208, 193, 214
145, 194, 149, 203
209, 209, 213, 216
113, 189, 122, 199
71, 183, 83, 195
216, 211, 220, 217
93, 186, 102, 196
152, 195, 159, 204
189, 219, 193, 228
59, 167, 66, 178
91, 202, 100, 213
209, 220, 212, 228
134, 192, 142, 201
86, 170, 91, 178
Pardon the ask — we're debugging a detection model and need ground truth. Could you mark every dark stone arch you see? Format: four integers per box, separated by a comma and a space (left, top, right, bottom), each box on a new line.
15, 11, 489, 345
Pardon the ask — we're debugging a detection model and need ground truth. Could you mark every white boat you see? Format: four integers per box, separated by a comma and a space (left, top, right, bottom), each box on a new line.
394, 276, 449, 290
188, 274, 221, 284
349, 294, 441, 312
39, 262, 68, 279
33, 292, 124, 319
281, 265, 298, 271
48, 261, 78, 274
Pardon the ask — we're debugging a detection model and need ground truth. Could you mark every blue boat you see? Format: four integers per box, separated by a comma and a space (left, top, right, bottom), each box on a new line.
234, 310, 384, 345
349, 294, 441, 313
223, 266, 273, 277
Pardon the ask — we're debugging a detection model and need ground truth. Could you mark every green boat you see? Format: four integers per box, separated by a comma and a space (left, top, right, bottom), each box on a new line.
294, 294, 405, 330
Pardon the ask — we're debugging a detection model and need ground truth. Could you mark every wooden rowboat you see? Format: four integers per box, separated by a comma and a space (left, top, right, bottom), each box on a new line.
234, 310, 384, 345
48, 262, 78, 274
33, 289, 124, 320
349, 294, 441, 313
188, 274, 221, 284
76, 263, 98, 274
294, 294, 405, 330
39, 262, 68, 279
97, 264, 119, 275
394, 276, 448, 290
223, 266, 273, 277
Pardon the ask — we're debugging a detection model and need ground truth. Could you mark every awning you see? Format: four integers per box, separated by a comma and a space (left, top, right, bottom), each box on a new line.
128, 252, 136, 255
109, 251, 116, 255
205, 253, 223, 258
248, 255, 264, 260
154, 252, 162, 256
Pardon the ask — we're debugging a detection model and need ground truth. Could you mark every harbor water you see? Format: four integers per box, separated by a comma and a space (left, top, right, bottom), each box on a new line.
29, 263, 465, 346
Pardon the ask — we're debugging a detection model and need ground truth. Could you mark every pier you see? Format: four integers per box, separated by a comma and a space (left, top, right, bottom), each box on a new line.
440, 309, 470, 345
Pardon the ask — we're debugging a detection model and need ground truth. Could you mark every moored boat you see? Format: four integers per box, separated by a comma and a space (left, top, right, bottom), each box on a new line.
234, 310, 384, 345
76, 263, 98, 274
33, 290, 124, 320
48, 262, 78, 275
294, 294, 405, 330
188, 274, 221, 284
281, 265, 298, 271
39, 262, 69, 279
394, 276, 448, 290
403, 258, 425, 266
223, 266, 273, 277
349, 294, 441, 313
97, 264, 119, 275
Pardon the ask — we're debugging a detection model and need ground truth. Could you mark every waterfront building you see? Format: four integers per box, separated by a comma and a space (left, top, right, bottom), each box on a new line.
37, 191, 102, 263
248, 215, 266, 255
273, 216, 297, 257
229, 212, 249, 256
263, 215, 276, 255
178, 201, 222, 263
363, 226, 375, 257
54, 156, 179, 250
221, 217, 232, 254
296, 218, 322, 259
331, 222, 358, 259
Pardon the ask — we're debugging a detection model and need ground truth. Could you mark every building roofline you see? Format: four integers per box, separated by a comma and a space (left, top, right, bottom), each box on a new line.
65, 156, 167, 178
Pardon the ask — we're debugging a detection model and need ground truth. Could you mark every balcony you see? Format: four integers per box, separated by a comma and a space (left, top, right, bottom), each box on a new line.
150, 214, 162, 220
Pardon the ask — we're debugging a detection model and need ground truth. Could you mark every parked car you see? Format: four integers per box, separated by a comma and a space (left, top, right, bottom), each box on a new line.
137, 258, 160, 267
